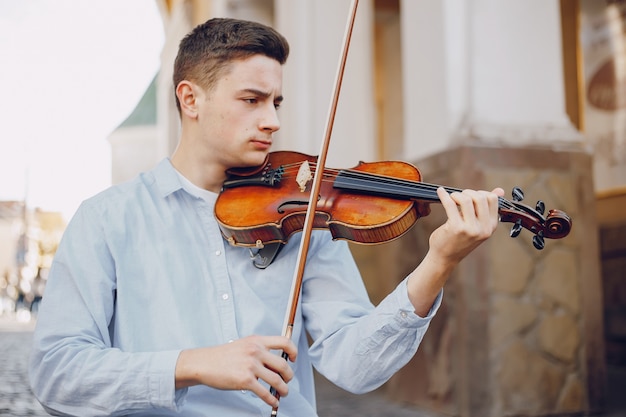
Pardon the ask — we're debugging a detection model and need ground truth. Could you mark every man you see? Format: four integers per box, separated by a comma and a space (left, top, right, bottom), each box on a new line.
30, 17, 503, 416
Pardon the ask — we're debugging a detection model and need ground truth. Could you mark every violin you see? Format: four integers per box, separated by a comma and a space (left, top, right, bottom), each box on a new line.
215, 150, 572, 251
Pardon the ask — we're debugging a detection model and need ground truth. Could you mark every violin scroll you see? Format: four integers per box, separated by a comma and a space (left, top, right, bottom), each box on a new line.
499, 186, 572, 250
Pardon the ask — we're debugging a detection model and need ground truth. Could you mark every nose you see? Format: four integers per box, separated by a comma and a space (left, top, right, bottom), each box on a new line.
260, 104, 280, 133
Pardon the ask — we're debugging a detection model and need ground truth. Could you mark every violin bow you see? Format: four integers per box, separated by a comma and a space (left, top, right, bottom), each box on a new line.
269, 0, 360, 415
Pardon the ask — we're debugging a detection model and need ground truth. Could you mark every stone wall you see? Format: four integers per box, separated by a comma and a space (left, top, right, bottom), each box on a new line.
350, 144, 606, 417
596, 192, 626, 368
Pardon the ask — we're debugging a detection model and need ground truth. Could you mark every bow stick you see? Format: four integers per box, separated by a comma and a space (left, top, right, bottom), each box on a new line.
269, 0, 360, 415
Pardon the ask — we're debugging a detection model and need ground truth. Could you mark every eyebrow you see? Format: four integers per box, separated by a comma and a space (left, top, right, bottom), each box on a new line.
241, 88, 284, 103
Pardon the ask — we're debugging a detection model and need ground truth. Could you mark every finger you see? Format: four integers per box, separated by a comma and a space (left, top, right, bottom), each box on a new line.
436, 187, 462, 223
471, 190, 492, 221
469, 191, 499, 238
483, 188, 504, 219
248, 377, 281, 408
470, 189, 502, 232
470, 190, 503, 238
262, 336, 298, 362
452, 190, 480, 222
487, 190, 502, 229
257, 364, 290, 397
263, 351, 294, 383
491, 187, 505, 197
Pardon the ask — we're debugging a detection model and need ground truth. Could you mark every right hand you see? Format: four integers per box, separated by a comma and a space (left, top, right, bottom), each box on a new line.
175, 335, 297, 407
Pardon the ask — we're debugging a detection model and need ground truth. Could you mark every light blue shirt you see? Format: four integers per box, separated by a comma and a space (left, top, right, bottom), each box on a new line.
29, 159, 441, 417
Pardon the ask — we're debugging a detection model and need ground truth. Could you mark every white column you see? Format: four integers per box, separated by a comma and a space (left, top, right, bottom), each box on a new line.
275, 0, 376, 168
157, 1, 193, 159
274, 0, 316, 155
213, 0, 274, 24
400, 0, 450, 161
400, 0, 581, 163
466, 0, 577, 142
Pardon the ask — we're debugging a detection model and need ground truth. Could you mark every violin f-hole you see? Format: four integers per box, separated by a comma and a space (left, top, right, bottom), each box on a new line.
277, 194, 322, 213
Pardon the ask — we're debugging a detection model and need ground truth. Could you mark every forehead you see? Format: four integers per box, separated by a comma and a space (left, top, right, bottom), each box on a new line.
217, 54, 283, 92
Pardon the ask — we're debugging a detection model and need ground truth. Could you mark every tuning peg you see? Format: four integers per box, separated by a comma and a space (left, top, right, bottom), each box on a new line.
510, 219, 522, 238
532, 231, 545, 250
535, 200, 545, 215
512, 186, 524, 202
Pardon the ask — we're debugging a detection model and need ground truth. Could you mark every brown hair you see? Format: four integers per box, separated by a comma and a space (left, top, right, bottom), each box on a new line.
173, 17, 290, 113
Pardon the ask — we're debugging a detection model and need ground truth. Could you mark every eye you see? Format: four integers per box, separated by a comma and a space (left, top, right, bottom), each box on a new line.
244, 98, 258, 104
274, 102, 281, 110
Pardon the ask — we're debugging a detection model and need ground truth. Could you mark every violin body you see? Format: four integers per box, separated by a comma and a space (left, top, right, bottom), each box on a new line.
215, 151, 572, 249
215, 151, 431, 247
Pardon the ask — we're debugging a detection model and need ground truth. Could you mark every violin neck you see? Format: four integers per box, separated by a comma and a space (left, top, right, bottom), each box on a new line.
334, 169, 462, 203
334, 169, 515, 211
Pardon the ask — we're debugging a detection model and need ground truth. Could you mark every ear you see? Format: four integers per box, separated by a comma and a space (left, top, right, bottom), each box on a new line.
176, 80, 200, 119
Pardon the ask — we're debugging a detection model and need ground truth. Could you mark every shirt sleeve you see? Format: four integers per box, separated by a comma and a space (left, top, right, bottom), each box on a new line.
302, 233, 443, 394
29, 202, 187, 416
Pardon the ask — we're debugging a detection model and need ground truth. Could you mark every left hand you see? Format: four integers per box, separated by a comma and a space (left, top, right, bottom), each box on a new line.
429, 186, 504, 266
406, 186, 504, 316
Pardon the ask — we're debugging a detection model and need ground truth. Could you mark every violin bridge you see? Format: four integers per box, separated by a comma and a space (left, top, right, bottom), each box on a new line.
296, 160, 313, 192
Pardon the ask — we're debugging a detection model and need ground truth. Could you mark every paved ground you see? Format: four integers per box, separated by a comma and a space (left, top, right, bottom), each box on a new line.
314, 373, 428, 417
0, 315, 426, 417
0, 319, 48, 417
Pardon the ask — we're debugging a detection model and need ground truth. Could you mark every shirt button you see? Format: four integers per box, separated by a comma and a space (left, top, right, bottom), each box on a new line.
400, 311, 408, 318
222, 293, 229, 300
215, 250, 222, 256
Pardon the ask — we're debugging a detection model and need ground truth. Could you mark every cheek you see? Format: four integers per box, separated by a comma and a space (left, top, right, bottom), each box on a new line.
215, 108, 241, 130
203, 111, 230, 135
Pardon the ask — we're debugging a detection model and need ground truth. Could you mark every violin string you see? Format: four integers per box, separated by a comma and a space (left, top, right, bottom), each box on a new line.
274, 161, 516, 210
278, 164, 516, 209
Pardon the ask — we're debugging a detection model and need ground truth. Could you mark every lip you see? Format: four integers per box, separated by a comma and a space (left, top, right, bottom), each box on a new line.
250, 139, 272, 149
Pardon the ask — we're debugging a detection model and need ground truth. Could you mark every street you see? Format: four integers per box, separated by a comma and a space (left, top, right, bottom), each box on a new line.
0, 319, 47, 417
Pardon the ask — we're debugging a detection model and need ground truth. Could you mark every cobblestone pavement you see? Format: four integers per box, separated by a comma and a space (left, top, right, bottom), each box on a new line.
0, 319, 48, 417
0, 316, 426, 417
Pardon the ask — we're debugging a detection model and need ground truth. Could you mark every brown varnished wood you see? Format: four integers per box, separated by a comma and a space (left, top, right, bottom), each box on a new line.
215, 151, 431, 246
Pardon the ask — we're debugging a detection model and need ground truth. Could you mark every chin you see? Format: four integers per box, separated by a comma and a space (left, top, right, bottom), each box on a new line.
250, 150, 271, 165
236, 152, 268, 168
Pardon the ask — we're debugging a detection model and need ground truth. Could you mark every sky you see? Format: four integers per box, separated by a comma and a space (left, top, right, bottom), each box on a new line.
0, 1, 164, 221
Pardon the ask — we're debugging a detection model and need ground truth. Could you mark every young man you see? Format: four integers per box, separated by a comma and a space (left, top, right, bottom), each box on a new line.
30, 18, 503, 416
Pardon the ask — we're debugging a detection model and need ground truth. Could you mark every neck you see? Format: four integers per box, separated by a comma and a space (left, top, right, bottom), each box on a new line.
170, 146, 226, 193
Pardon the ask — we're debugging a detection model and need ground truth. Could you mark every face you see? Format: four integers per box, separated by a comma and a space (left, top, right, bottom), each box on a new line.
193, 54, 283, 172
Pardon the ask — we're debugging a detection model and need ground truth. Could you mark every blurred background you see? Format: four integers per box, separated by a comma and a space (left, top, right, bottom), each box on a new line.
0, 1, 624, 416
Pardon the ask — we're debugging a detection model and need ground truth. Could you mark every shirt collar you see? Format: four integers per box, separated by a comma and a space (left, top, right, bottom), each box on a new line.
152, 158, 219, 204
153, 158, 185, 198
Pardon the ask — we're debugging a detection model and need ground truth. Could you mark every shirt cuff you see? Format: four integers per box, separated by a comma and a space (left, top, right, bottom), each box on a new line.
394, 278, 443, 324
149, 350, 188, 411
